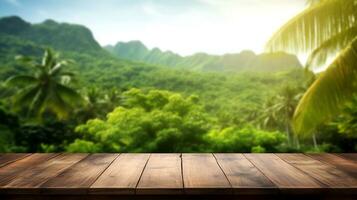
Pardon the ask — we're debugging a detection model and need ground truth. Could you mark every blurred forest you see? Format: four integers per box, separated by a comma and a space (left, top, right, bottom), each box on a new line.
0, 14, 356, 153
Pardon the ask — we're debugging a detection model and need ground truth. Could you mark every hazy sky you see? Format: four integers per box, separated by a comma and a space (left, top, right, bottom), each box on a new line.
0, 0, 306, 56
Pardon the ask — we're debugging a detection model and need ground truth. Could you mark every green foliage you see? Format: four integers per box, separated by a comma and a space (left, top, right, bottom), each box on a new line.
66, 139, 100, 153
0, 15, 355, 153
106, 41, 302, 72
71, 89, 211, 152
337, 95, 357, 139
266, 0, 357, 136
0, 16, 104, 55
205, 126, 286, 153
7, 49, 83, 119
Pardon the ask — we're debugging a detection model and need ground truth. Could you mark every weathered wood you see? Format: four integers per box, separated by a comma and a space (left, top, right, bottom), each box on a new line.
91, 153, 150, 195
0, 154, 30, 168
2, 153, 87, 194
336, 153, 357, 163
278, 153, 357, 194
307, 154, 357, 178
245, 154, 322, 194
182, 153, 231, 194
214, 153, 277, 194
0, 153, 59, 187
1, 194, 336, 200
0, 153, 356, 198
41, 153, 118, 194
137, 154, 183, 195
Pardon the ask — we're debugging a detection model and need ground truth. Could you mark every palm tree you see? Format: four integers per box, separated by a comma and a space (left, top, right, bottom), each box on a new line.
262, 86, 301, 146
266, 0, 357, 136
6, 49, 83, 119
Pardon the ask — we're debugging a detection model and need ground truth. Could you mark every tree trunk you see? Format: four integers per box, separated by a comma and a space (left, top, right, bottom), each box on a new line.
285, 123, 291, 146
312, 133, 319, 151
294, 135, 300, 149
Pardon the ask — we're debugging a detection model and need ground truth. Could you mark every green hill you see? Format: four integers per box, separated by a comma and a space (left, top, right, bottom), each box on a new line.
105, 41, 302, 72
0, 16, 104, 55
0, 15, 305, 116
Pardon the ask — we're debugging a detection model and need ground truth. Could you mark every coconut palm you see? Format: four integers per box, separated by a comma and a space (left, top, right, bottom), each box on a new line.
266, 0, 357, 136
6, 49, 83, 119
262, 86, 301, 146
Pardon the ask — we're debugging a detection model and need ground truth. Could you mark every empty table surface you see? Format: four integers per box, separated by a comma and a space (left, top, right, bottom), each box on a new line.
0, 153, 356, 199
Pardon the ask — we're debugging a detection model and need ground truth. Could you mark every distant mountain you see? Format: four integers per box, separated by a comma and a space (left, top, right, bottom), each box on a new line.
0, 15, 302, 75
0, 16, 129, 81
105, 41, 302, 72
0, 16, 104, 55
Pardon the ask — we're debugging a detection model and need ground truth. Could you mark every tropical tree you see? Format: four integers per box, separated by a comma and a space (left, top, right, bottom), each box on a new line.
266, 0, 357, 136
6, 49, 83, 119
261, 86, 301, 146
70, 89, 212, 152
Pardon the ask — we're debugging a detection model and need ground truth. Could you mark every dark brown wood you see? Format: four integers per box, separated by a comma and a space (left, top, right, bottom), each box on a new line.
307, 153, 357, 178
214, 153, 277, 195
278, 153, 357, 194
91, 153, 150, 195
0, 154, 30, 167
137, 153, 183, 195
4, 194, 353, 200
0, 153, 356, 199
0, 153, 59, 186
336, 153, 357, 163
1, 153, 88, 194
182, 153, 231, 194
245, 153, 322, 194
41, 153, 118, 194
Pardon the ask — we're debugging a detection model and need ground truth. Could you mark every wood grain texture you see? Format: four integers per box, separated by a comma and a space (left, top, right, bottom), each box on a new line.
214, 153, 277, 194
0, 153, 59, 187
137, 154, 183, 195
41, 153, 118, 194
91, 153, 150, 195
3, 153, 88, 194
0, 153, 356, 198
336, 154, 357, 163
278, 154, 357, 189
245, 154, 321, 194
0, 154, 30, 167
182, 153, 231, 194
307, 154, 357, 178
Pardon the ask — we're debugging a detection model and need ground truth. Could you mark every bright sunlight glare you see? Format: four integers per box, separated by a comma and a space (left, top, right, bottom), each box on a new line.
0, 0, 307, 55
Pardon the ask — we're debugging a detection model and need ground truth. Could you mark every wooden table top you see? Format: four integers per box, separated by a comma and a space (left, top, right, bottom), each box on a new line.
0, 153, 356, 198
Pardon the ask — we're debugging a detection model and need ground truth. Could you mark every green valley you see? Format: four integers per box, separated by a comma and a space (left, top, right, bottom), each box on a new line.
0, 15, 355, 153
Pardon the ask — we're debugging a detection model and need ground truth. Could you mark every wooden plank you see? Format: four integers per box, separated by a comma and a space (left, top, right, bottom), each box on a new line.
307, 154, 357, 178
137, 154, 183, 195
182, 153, 231, 194
3, 153, 88, 194
0, 154, 30, 168
278, 154, 357, 190
91, 154, 150, 195
0, 153, 59, 187
245, 154, 322, 194
336, 153, 357, 163
41, 153, 118, 194
214, 153, 277, 194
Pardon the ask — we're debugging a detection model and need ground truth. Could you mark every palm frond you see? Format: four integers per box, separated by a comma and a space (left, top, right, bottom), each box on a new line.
293, 38, 357, 136
15, 55, 33, 63
42, 48, 57, 70
49, 63, 63, 76
307, 26, 357, 69
60, 71, 76, 77
47, 87, 71, 119
6, 75, 38, 86
14, 85, 40, 109
266, 0, 357, 53
56, 83, 84, 105
29, 87, 48, 117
